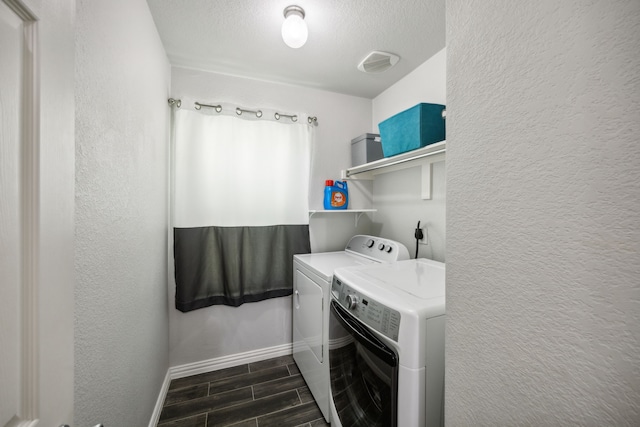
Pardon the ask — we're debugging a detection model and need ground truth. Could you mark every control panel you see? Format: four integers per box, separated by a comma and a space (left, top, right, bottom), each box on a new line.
332, 276, 401, 342
344, 235, 409, 263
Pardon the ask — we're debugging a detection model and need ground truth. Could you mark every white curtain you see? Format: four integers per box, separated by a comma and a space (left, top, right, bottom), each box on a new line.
173, 108, 312, 227
171, 105, 313, 311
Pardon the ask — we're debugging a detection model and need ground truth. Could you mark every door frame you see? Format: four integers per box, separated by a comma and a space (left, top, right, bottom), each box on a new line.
3, 0, 40, 425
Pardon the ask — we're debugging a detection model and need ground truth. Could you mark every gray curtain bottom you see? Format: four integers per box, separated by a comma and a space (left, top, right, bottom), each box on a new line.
173, 224, 311, 312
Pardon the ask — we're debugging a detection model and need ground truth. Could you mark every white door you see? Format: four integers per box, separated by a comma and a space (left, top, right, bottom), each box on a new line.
1, 0, 74, 426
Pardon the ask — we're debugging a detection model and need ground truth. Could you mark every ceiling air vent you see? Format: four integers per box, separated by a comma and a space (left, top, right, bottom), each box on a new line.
357, 51, 400, 73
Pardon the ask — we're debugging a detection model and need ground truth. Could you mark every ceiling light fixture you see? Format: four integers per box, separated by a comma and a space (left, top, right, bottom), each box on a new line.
282, 5, 308, 49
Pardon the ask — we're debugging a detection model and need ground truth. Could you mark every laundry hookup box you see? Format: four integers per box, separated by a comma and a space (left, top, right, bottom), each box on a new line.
351, 133, 383, 167
378, 103, 446, 158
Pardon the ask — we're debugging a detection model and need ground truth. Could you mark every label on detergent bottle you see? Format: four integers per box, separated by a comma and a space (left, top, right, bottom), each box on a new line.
331, 189, 347, 208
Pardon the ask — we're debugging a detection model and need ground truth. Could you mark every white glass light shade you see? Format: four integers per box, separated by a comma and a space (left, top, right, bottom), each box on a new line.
282, 11, 308, 48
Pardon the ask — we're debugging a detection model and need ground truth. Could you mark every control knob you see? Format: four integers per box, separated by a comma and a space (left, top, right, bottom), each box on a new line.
378, 243, 385, 251
346, 294, 359, 309
366, 239, 375, 248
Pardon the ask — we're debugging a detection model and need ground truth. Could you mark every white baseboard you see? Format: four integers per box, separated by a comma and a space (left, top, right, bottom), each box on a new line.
148, 370, 171, 427
149, 343, 293, 426
169, 343, 293, 380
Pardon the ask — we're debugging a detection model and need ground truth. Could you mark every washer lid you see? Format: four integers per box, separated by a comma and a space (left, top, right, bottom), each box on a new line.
359, 258, 445, 300
334, 258, 445, 314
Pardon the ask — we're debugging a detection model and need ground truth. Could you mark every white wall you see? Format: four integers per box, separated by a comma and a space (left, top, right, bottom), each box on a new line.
74, 0, 171, 425
446, 2, 640, 425
371, 48, 447, 261
372, 48, 446, 127
169, 67, 373, 366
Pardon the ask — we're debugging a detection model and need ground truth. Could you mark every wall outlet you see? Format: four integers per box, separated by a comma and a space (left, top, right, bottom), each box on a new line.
418, 227, 429, 245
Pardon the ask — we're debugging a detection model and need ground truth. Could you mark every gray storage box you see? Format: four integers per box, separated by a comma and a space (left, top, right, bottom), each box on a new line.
351, 133, 383, 167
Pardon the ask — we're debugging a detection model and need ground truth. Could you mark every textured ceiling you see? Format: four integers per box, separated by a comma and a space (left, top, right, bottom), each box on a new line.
146, 0, 445, 99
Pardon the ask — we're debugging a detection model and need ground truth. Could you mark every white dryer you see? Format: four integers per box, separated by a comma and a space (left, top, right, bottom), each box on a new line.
329, 258, 446, 427
293, 235, 409, 423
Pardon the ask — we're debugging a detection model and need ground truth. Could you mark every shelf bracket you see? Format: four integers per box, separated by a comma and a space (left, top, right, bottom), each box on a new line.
355, 211, 365, 227
421, 163, 433, 200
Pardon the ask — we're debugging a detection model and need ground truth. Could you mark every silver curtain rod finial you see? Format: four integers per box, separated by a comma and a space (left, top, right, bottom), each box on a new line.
168, 98, 181, 108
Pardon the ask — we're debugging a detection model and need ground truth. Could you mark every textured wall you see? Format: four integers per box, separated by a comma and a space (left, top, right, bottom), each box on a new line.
371, 49, 447, 261
446, 1, 640, 425
74, 0, 171, 425
169, 67, 373, 367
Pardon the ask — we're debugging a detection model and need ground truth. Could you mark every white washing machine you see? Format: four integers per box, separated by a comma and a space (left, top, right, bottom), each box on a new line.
293, 235, 409, 422
329, 258, 446, 427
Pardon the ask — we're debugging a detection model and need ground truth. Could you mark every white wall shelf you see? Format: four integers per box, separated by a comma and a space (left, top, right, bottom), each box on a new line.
308, 209, 377, 227
341, 141, 446, 200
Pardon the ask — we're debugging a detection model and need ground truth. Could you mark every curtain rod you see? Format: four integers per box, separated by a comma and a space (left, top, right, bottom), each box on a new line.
167, 98, 318, 125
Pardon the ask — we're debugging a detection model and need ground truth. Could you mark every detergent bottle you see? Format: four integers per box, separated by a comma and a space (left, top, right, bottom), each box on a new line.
323, 180, 349, 210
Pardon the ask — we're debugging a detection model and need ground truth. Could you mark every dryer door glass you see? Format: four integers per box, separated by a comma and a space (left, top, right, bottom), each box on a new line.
329, 301, 398, 427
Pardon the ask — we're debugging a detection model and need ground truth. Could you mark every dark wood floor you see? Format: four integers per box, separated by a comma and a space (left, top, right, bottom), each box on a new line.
157, 354, 330, 427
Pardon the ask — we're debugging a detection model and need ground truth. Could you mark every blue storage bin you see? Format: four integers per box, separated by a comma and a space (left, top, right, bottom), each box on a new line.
378, 103, 446, 157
